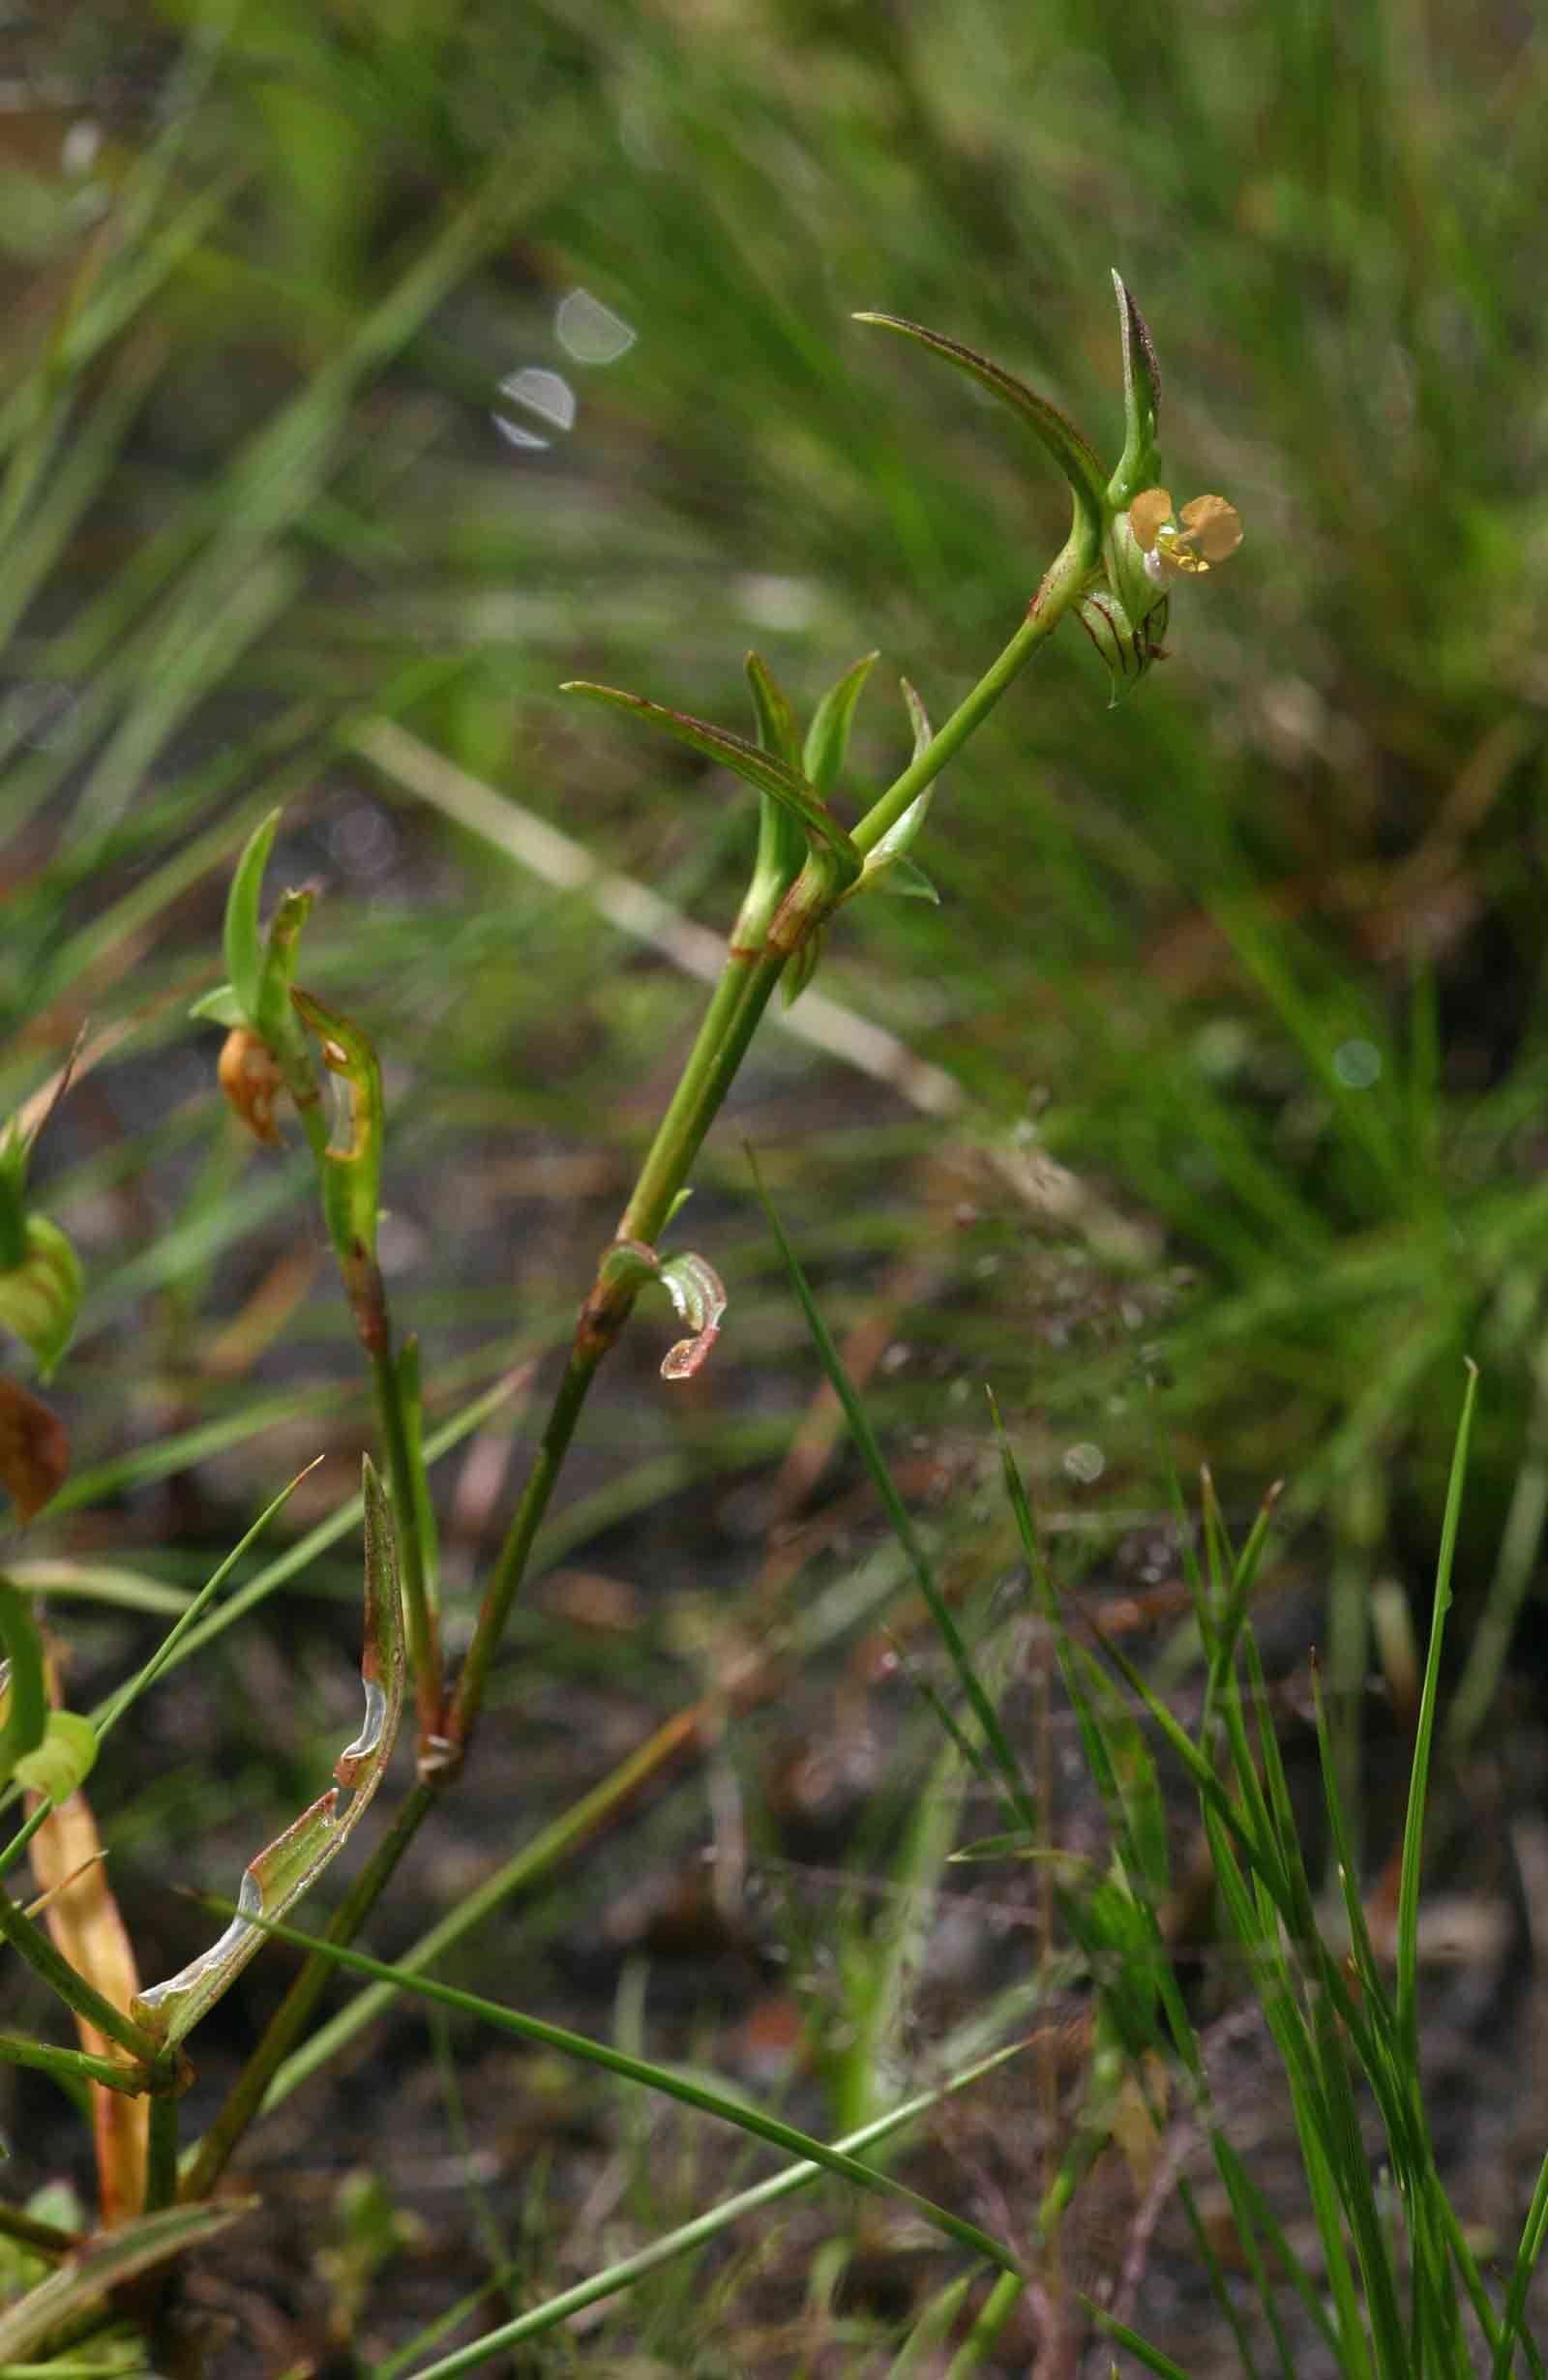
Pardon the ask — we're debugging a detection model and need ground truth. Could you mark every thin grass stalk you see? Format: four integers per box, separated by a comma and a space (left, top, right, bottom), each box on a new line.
941, 2268, 1024, 2377
1395, 1361, 1478, 2068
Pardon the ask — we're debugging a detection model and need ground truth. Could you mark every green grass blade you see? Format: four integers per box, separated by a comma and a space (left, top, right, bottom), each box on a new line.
196, 1903, 1023, 2279
1488, 2147, 1548, 2380
378, 2039, 1027, 2379
756, 1172, 1035, 1831
1395, 1361, 1478, 2067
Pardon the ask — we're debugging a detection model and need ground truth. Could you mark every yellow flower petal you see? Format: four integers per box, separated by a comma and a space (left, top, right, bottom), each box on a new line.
1176, 494, 1242, 565
1127, 488, 1173, 552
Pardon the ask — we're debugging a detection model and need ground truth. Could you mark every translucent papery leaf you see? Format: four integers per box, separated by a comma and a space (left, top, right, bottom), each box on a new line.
657, 1250, 728, 1381
864, 853, 939, 902
854, 312, 1106, 545
1076, 587, 1169, 704
744, 651, 801, 767
562, 681, 860, 894
0, 1212, 83, 1380
290, 990, 384, 1267
802, 650, 879, 795
599, 1239, 728, 1381
131, 1460, 404, 2049
223, 806, 283, 1025
0, 2198, 258, 2361
0, 1375, 69, 1523
1108, 270, 1163, 509
856, 677, 938, 903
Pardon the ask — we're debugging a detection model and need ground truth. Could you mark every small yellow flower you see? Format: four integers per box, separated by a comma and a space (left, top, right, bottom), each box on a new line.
1128, 489, 1242, 585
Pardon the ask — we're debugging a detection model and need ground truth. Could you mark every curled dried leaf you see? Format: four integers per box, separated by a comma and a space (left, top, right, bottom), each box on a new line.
658, 1250, 728, 1382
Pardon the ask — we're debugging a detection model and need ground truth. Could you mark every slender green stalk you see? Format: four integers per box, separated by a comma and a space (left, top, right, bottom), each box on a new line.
850, 552, 1090, 860
0, 1879, 158, 2063
189, 585, 1087, 2192
613, 945, 773, 1244
368, 1335, 441, 1755
143, 2096, 180, 2214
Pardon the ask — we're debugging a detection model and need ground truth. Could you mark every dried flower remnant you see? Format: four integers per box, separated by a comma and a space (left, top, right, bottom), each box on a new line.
217, 1027, 284, 1145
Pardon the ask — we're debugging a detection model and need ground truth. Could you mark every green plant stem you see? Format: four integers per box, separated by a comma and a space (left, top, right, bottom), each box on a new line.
445, 942, 789, 1754
614, 944, 776, 1244
368, 1336, 441, 1756
184, 584, 1083, 2195
143, 2095, 180, 2213
0, 1879, 158, 2063
849, 544, 1091, 860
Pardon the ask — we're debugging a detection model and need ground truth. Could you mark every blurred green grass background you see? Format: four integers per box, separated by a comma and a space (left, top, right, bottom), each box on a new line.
3, 0, 1547, 1750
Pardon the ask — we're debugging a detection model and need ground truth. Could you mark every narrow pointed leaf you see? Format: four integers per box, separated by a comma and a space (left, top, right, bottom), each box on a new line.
802, 651, 878, 794
131, 1461, 404, 2049
0, 1213, 83, 1380
745, 653, 808, 910
562, 682, 860, 892
1108, 270, 1163, 509
0, 1376, 69, 1522
223, 806, 283, 1024
854, 312, 1106, 544
744, 651, 801, 766
0, 2198, 258, 2360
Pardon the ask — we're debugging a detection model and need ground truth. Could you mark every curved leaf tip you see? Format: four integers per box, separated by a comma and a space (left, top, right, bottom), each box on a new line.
1108, 270, 1163, 509
853, 311, 1106, 548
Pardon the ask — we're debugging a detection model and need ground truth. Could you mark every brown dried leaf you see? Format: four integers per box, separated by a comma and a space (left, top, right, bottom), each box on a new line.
0, 1375, 69, 1522
30, 1778, 147, 2224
